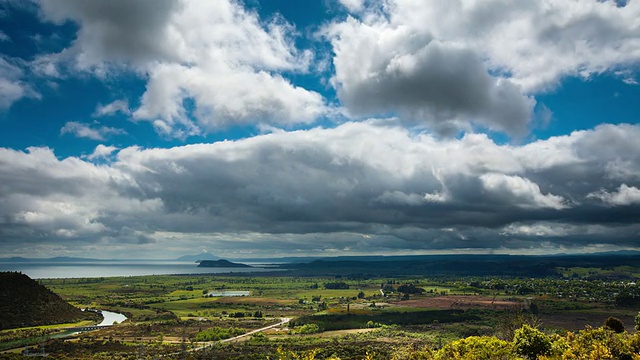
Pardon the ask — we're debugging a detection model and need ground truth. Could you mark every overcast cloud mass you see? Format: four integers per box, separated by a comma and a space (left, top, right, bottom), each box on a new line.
0, 0, 639, 258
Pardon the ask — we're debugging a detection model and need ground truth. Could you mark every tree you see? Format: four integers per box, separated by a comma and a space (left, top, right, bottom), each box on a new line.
357, 291, 365, 299
324, 282, 349, 289
529, 302, 539, 315
397, 283, 425, 295
605, 316, 625, 333
635, 311, 640, 331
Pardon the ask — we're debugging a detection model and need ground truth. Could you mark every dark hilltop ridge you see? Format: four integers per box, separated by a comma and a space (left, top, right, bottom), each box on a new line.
0, 272, 99, 330
277, 253, 640, 277
197, 259, 252, 268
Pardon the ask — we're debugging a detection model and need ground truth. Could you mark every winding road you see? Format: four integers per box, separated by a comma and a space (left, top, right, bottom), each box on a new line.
189, 317, 291, 352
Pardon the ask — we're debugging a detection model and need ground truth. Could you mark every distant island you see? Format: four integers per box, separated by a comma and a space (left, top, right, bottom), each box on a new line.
197, 259, 252, 268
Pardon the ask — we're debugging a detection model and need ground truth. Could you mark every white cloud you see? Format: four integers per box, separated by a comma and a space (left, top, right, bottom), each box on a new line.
338, 0, 365, 12
326, 0, 640, 134
37, 0, 326, 136
0, 58, 39, 110
86, 144, 118, 161
480, 173, 567, 210
93, 99, 130, 117
385, 0, 640, 91
60, 121, 125, 141
0, 31, 9, 42
500, 223, 574, 237
588, 184, 640, 206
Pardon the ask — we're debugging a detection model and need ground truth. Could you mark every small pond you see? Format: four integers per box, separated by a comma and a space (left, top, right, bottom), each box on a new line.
206, 290, 250, 297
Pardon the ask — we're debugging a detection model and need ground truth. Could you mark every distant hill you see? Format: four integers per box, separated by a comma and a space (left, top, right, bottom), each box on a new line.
0, 272, 99, 330
197, 259, 252, 268
176, 252, 219, 262
277, 254, 640, 277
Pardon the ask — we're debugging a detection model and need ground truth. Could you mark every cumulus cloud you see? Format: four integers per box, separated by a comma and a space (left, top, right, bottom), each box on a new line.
337, 0, 365, 12
60, 121, 126, 141
479, 173, 567, 210
37, 0, 326, 136
326, 20, 535, 134
93, 99, 130, 117
325, 0, 640, 134
588, 184, 640, 206
2, 122, 640, 257
85, 144, 118, 161
0, 147, 162, 248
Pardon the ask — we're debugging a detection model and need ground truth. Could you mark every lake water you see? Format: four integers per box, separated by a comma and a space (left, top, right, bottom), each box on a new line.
0, 261, 282, 279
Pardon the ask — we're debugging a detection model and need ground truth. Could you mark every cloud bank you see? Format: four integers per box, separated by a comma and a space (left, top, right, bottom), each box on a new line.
1, 123, 639, 257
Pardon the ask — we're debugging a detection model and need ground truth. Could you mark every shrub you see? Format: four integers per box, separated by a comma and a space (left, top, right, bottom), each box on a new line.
513, 324, 551, 359
435, 336, 514, 360
604, 317, 625, 333
292, 324, 320, 335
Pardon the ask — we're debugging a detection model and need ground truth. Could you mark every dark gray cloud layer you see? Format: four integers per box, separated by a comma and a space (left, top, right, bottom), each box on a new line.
1, 123, 639, 258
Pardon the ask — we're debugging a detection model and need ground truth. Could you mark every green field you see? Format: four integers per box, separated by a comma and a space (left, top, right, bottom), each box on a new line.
3, 272, 640, 359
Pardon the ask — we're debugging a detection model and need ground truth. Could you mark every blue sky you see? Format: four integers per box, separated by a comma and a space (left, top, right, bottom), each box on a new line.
0, 0, 639, 259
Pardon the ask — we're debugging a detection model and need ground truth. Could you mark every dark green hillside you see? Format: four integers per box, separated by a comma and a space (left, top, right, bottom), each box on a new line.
0, 272, 99, 330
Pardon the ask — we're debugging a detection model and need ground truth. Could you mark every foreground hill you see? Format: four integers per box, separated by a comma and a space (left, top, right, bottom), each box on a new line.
0, 272, 98, 330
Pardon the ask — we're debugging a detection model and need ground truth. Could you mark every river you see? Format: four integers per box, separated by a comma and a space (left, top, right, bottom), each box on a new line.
97, 310, 127, 326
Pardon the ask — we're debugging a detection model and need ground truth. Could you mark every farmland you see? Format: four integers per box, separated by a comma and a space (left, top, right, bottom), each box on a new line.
2, 261, 640, 359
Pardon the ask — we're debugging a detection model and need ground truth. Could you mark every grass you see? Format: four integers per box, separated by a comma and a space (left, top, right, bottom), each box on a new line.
292, 308, 482, 331
0, 319, 96, 333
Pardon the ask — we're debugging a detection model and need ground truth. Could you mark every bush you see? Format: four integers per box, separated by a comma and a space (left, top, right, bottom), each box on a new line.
292, 324, 320, 335
435, 336, 514, 360
605, 317, 625, 333
513, 324, 551, 359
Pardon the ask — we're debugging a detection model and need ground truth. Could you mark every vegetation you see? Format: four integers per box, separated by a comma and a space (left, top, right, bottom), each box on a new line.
3, 266, 640, 359
193, 326, 245, 341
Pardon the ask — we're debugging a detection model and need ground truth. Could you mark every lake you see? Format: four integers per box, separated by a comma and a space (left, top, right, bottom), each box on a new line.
0, 261, 282, 279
